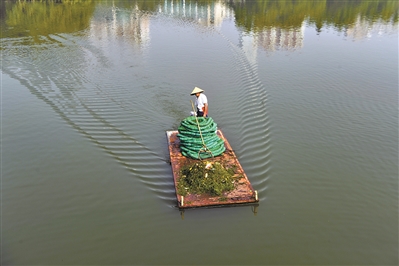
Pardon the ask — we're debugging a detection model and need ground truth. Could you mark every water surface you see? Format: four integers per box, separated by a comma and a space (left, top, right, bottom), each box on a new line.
1, 0, 398, 264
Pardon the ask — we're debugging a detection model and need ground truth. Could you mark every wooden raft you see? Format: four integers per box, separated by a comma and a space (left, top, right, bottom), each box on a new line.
166, 130, 259, 209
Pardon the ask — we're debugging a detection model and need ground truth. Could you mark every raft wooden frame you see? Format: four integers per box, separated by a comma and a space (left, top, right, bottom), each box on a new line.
166, 129, 259, 209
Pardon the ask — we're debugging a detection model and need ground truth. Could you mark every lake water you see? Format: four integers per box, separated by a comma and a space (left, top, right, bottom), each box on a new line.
1, 0, 398, 264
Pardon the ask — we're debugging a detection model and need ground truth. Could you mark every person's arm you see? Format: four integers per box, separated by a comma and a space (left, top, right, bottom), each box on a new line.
203, 103, 208, 117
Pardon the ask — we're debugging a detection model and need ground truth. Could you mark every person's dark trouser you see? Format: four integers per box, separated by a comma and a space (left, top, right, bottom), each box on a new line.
197, 109, 207, 117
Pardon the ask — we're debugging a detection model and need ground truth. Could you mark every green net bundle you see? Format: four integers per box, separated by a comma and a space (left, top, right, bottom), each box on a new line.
177, 116, 225, 159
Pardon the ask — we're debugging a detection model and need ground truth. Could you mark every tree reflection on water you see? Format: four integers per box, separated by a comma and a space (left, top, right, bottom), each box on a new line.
1, 0, 397, 47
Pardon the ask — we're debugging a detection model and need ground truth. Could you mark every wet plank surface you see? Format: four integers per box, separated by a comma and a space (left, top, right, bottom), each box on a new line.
166, 130, 258, 209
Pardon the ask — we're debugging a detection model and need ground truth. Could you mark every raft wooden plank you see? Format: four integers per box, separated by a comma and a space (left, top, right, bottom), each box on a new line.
166, 130, 259, 209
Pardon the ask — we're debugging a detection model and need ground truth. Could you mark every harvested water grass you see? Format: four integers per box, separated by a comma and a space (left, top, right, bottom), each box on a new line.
177, 160, 239, 196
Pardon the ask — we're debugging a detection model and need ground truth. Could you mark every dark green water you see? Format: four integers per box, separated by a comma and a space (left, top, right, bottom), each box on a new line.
1, 0, 398, 264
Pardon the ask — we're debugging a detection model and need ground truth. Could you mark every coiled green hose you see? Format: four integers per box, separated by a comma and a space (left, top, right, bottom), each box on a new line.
177, 116, 226, 159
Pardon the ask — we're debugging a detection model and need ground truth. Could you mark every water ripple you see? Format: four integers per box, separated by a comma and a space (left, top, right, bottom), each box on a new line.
2, 38, 178, 207
208, 29, 275, 200
2, 12, 276, 206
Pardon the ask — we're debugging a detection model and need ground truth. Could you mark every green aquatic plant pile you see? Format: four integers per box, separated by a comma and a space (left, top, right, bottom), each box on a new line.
177, 161, 239, 196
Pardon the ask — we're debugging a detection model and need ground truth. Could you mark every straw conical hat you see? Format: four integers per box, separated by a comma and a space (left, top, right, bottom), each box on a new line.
190, 87, 204, 95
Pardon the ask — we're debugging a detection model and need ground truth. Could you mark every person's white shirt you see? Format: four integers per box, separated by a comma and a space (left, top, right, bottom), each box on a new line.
195, 93, 208, 111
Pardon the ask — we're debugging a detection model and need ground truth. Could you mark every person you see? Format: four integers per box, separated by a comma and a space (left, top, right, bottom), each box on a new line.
191, 87, 208, 117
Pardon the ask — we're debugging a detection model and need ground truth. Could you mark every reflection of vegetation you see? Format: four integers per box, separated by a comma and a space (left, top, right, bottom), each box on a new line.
0, 1, 11, 35
116, 0, 398, 32
105, 0, 219, 12
2, 0, 397, 40
228, 0, 398, 32
109, 0, 161, 11
3, 0, 95, 41
230, 0, 316, 31
313, 0, 398, 32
